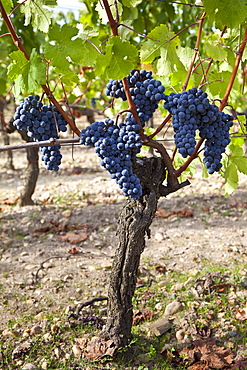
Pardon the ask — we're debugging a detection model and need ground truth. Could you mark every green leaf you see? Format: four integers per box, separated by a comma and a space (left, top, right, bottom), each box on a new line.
140, 24, 176, 64
94, 37, 138, 80
20, 0, 57, 33
203, 0, 247, 29
140, 24, 185, 76
204, 35, 228, 61
44, 24, 87, 71
228, 143, 247, 174
173, 152, 196, 183
176, 46, 194, 69
7, 49, 46, 96
223, 162, 239, 197
120, 0, 143, 6
79, 39, 102, 67
76, 24, 99, 40
1, 0, 13, 13
0, 78, 7, 95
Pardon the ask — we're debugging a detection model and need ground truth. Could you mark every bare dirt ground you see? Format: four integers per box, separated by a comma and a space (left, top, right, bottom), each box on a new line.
1, 126, 247, 368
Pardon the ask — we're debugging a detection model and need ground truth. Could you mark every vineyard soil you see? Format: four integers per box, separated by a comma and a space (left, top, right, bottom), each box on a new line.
1, 138, 247, 366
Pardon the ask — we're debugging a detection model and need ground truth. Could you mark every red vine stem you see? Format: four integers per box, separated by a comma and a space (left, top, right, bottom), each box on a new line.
182, 12, 206, 91
102, 0, 118, 36
9, 0, 28, 16
219, 27, 247, 111
122, 77, 145, 139
0, 1, 80, 137
175, 137, 204, 177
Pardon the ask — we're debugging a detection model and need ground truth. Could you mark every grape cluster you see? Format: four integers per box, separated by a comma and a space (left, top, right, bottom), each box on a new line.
164, 88, 233, 174
13, 95, 68, 171
106, 69, 166, 126
80, 117, 142, 199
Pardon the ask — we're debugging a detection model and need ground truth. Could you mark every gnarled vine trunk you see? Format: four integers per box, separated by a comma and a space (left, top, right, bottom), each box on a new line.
6, 119, 39, 206
18, 130, 39, 206
102, 156, 166, 347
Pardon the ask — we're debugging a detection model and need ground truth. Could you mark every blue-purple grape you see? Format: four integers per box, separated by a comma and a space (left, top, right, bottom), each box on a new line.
164, 88, 233, 174
13, 95, 68, 171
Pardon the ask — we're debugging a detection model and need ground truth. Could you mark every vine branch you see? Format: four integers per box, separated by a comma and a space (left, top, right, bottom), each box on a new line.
219, 27, 247, 110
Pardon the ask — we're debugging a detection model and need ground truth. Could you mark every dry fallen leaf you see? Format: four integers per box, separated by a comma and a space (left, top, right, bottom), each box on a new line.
68, 247, 79, 254
161, 338, 235, 369
59, 232, 89, 244
132, 309, 153, 325
0, 196, 20, 205
155, 265, 167, 273
156, 208, 172, 218
156, 207, 193, 218
83, 337, 117, 360
236, 306, 247, 321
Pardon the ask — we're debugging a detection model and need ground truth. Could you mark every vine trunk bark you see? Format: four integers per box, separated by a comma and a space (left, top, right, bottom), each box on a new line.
6, 119, 39, 206
101, 156, 166, 347
18, 130, 39, 206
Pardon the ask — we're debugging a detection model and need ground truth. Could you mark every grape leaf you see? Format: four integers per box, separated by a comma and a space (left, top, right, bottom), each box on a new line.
223, 162, 239, 197
1, 0, 13, 13
120, 0, 143, 6
203, 0, 247, 29
156, 42, 185, 76
7, 49, 46, 96
228, 143, 247, 174
76, 24, 99, 40
174, 152, 196, 183
94, 37, 138, 79
140, 24, 184, 76
20, 0, 57, 33
44, 24, 88, 71
0, 78, 7, 95
176, 46, 194, 69
204, 35, 227, 61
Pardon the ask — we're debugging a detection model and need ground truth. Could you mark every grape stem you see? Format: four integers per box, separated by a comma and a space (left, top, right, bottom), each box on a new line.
122, 77, 146, 139
102, 0, 118, 36
0, 1, 80, 137
182, 12, 206, 91
175, 137, 205, 177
